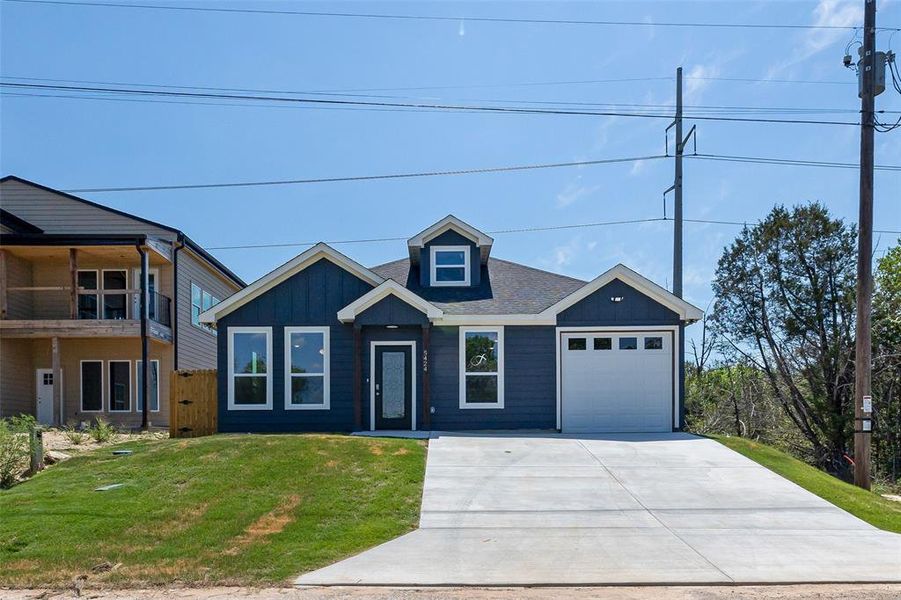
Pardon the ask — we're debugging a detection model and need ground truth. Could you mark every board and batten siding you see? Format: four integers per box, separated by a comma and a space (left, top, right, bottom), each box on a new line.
428, 325, 557, 430
216, 258, 373, 432
556, 278, 681, 326
0, 179, 175, 237
175, 248, 242, 370
419, 229, 481, 288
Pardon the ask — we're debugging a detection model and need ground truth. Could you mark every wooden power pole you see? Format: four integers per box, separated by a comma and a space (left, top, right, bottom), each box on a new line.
673, 66, 684, 299
854, 0, 877, 490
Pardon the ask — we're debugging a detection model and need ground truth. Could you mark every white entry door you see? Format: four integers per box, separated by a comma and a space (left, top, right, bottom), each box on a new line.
35, 369, 61, 425
561, 331, 674, 433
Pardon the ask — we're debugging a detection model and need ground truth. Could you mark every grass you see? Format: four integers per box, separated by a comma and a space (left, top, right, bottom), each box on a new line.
0, 433, 426, 588
714, 435, 901, 534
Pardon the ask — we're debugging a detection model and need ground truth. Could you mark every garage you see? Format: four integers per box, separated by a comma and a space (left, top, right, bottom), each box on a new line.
560, 330, 675, 433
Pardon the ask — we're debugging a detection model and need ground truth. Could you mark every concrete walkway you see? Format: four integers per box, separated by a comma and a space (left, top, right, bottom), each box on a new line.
296, 433, 901, 586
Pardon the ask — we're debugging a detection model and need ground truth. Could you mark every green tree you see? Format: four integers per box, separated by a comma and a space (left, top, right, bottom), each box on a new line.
710, 203, 857, 473
873, 244, 901, 484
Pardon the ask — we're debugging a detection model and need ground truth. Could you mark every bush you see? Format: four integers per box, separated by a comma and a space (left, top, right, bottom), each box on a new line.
3, 414, 37, 434
0, 421, 28, 488
88, 419, 117, 444
64, 427, 87, 446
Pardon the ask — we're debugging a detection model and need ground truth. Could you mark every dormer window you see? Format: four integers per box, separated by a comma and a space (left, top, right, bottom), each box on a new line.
430, 245, 470, 286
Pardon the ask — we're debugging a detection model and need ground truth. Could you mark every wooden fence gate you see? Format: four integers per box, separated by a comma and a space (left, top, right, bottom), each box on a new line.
169, 369, 217, 438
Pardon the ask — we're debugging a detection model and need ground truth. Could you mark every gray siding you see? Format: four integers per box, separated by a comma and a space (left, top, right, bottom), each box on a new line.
557, 279, 681, 326
428, 325, 557, 430
0, 179, 175, 237
217, 258, 373, 432
419, 230, 481, 288
355, 295, 429, 326
175, 248, 242, 370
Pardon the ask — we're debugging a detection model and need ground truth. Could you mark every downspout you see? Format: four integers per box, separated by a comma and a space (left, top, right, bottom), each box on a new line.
137, 243, 149, 431
173, 234, 186, 370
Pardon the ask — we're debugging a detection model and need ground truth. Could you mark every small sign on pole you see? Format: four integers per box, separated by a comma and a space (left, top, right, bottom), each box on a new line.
862, 419, 872, 432
862, 395, 872, 413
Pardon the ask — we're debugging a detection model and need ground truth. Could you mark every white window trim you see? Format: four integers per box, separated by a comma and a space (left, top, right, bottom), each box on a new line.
136, 359, 161, 413
459, 326, 504, 409
100, 269, 129, 320
284, 326, 331, 411
227, 326, 273, 410
107, 360, 132, 412
79, 359, 104, 413
430, 245, 471, 287
191, 282, 218, 336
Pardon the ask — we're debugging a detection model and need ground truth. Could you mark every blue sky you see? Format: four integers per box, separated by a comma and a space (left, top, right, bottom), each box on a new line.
2, 1, 899, 348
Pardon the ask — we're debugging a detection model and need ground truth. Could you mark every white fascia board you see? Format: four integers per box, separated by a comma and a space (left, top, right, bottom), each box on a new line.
407, 215, 494, 248
539, 264, 704, 323
337, 280, 444, 323
199, 243, 384, 323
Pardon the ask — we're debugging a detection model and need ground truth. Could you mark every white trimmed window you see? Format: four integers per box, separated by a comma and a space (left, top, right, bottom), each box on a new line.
228, 327, 273, 410
459, 326, 504, 409
80, 360, 103, 412
430, 245, 470, 286
108, 360, 132, 412
136, 359, 160, 412
284, 327, 330, 410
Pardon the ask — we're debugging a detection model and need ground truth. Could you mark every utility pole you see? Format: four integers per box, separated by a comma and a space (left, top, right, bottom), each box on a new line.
854, 0, 877, 490
673, 66, 684, 299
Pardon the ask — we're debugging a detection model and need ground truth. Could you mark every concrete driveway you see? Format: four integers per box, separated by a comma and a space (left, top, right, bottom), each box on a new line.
297, 433, 901, 586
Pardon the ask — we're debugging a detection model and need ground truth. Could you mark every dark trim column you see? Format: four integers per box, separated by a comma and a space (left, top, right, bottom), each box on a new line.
353, 324, 363, 431
421, 323, 431, 430
138, 246, 150, 431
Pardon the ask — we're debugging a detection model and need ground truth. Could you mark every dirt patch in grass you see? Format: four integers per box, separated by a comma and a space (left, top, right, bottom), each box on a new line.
224, 495, 302, 555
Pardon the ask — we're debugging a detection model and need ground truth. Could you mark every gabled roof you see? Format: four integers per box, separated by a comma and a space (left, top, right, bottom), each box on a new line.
337, 279, 444, 323
539, 263, 704, 322
407, 214, 494, 249
199, 243, 384, 323
0, 175, 245, 288
371, 257, 585, 315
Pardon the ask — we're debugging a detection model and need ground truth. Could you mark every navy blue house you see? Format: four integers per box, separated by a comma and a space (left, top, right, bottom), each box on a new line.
200, 216, 703, 433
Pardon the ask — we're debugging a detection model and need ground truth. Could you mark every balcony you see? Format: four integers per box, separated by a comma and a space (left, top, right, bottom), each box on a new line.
0, 287, 173, 342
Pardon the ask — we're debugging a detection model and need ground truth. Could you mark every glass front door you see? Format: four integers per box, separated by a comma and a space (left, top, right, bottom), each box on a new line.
374, 345, 413, 430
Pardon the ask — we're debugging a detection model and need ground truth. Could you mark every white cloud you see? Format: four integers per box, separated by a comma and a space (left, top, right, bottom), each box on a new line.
555, 178, 602, 208
766, 1, 862, 77
684, 64, 720, 103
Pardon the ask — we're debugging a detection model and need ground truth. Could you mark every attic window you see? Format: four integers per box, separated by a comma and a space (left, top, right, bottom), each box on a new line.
430, 245, 470, 286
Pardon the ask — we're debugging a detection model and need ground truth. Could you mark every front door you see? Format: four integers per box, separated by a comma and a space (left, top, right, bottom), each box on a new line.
131, 268, 159, 320
374, 345, 413, 430
35, 369, 60, 425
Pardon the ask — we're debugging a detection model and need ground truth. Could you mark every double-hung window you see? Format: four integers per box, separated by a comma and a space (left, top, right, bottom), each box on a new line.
284, 327, 330, 410
459, 326, 504, 408
430, 245, 470, 286
228, 327, 272, 410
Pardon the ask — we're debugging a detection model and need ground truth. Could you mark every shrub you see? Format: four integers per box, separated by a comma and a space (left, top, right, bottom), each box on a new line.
0, 421, 28, 488
64, 427, 87, 446
89, 419, 117, 444
3, 414, 37, 434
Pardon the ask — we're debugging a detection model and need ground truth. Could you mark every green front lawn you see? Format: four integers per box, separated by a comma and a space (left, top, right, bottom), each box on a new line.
0, 434, 426, 587
714, 435, 901, 533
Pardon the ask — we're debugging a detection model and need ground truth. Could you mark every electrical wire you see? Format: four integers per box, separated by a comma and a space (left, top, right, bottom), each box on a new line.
687, 153, 901, 171
203, 217, 901, 251
0, 82, 865, 126
6, 0, 899, 31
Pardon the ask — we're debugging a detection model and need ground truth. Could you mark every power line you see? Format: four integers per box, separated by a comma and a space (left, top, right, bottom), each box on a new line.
0, 82, 865, 126
6, 0, 899, 31
57, 152, 901, 194
204, 217, 901, 251
62, 154, 668, 193
3, 76, 884, 114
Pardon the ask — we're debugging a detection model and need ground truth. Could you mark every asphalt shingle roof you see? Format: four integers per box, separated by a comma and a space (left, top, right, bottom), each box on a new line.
370, 257, 586, 315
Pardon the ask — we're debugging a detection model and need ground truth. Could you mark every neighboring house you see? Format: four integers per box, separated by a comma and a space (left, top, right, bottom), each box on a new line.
201, 215, 702, 434
0, 176, 244, 428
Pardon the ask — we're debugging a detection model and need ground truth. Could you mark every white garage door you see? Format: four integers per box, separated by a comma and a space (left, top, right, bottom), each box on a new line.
561, 331, 673, 433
